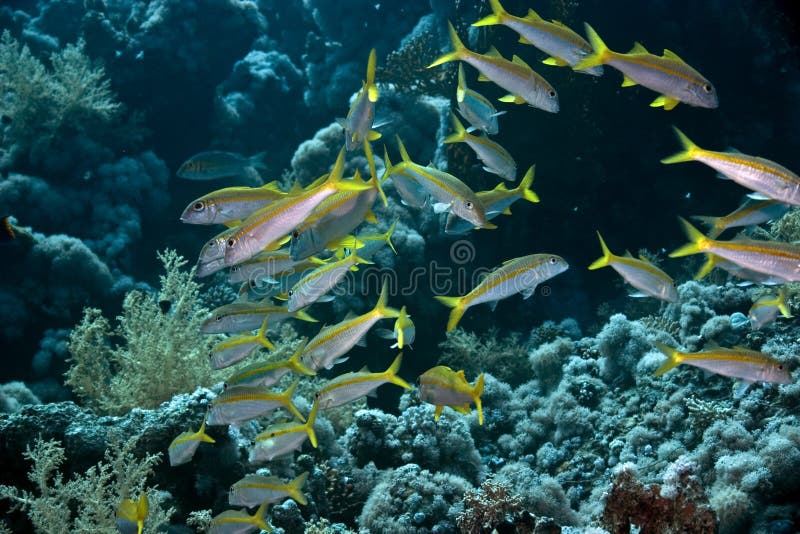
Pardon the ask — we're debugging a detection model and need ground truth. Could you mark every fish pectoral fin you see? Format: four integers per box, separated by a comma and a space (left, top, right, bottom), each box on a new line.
498, 94, 517, 103
432, 202, 452, 214
521, 285, 537, 299
542, 56, 569, 67
650, 95, 680, 110
489, 300, 499, 311
620, 75, 637, 87
628, 291, 649, 298
367, 130, 382, 141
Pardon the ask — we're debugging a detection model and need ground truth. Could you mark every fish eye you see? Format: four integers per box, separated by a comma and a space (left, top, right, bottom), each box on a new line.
223, 382, 228, 389
779, 364, 784, 370
230, 266, 239, 272
193, 201, 205, 211
549, 256, 558, 264
288, 289, 294, 297
465, 201, 473, 210
292, 230, 300, 238
548, 90, 556, 97
227, 238, 236, 247
703, 84, 712, 93
314, 391, 321, 398
215, 315, 222, 322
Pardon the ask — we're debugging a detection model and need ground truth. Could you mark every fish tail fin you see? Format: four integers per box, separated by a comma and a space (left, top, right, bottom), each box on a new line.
305, 400, 319, 448
516, 165, 539, 203
365, 48, 378, 103
428, 21, 467, 68
256, 317, 276, 350
374, 279, 401, 319
289, 338, 316, 376
435, 295, 466, 332
253, 500, 272, 532
248, 151, 269, 170
573, 23, 612, 70
444, 112, 468, 144
669, 217, 711, 258
363, 139, 388, 206
472, 0, 508, 27
382, 145, 394, 178
690, 215, 724, 239
383, 218, 399, 255
396, 135, 413, 164
778, 287, 793, 318
288, 472, 309, 505
661, 126, 701, 164
282, 378, 306, 422
588, 231, 616, 270
652, 341, 683, 376
196, 416, 216, 444
294, 310, 318, 322
385, 353, 412, 389
136, 493, 148, 534
694, 254, 719, 280
473, 373, 485, 425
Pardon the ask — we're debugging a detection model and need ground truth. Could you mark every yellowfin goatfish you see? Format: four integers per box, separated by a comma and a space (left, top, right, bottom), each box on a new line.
692, 198, 789, 240
196, 227, 237, 278
662, 128, 800, 205
383, 146, 430, 209
206, 378, 305, 426
224, 149, 370, 266
445, 113, 517, 181
574, 25, 717, 110
224, 338, 316, 389
249, 400, 319, 463
229, 472, 308, 508
115, 493, 148, 534
344, 219, 398, 260
209, 318, 275, 370
227, 251, 325, 285
168, 416, 216, 467
177, 151, 268, 180
315, 353, 412, 409
456, 64, 505, 134
202, 302, 316, 335
429, 22, 559, 112
341, 48, 380, 151
652, 341, 792, 385
695, 253, 789, 286
749, 288, 792, 330
180, 182, 286, 225
209, 501, 272, 534
301, 280, 400, 371
385, 136, 491, 228
417, 366, 485, 425
670, 218, 800, 282
287, 251, 371, 312
473, 0, 602, 76
588, 232, 677, 302
445, 165, 539, 234
376, 305, 415, 349
436, 253, 569, 332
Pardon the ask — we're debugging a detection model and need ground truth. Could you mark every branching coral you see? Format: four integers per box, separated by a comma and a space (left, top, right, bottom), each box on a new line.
456, 478, 529, 534
439, 327, 530, 386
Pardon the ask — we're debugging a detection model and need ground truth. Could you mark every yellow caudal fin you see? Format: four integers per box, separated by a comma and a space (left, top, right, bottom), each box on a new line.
382, 145, 395, 179
428, 21, 467, 68
661, 126, 701, 164
694, 253, 721, 280
255, 317, 276, 350
281, 378, 306, 422
777, 287, 793, 318
588, 231, 616, 270
473, 373, 485, 425
669, 217, 711, 258
573, 23, 612, 70
435, 295, 466, 332
305, 399, 319, 448
472, 0, 508, 27
374, 278, 401, 319
444, 112, 468, 144
195, 416, 216, 444
456, 63, 467, 102
516, 165, 539, 203
384, 353, 412, 389
288, 472, 309, 506
365, 48, 378, 103
690, 215, 725, 239
652, 341, 683, 376
288, 338, 316, 376
363, 139, 387, 206
253, 500, 272, 532
383, 218, 399, 254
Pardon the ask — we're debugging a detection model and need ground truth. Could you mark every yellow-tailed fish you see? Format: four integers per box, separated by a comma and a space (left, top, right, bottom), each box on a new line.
385, 136, 491, 228
342, 48, 380, 151
417, 366, 485, 425
224, 148, 370, 266
209, 317, 276, 370
692, 198, 789, 239
229, 472, 308, 508
209, 501, 272, 534
383, 145, 430, 209
206, 378, 305, 426
168, 415, 216, 467
652, 341, 792, 385
670, 217, 800, 282
445, 113, 516, 181
574, 25, 717, 110
249, 399, 319, 463
115, 493, 148, 534
473, 0, 602, 76
201, 302, 316, 334
455, 64, 505, 134
588, 232, 677, 302
315, 353, 412, 409
429, 22, 559, 112
694, 253, 789, 286
180, 182, 286, 225
301, 279, 400, 371
445, 165, 539, 234
749, 288, 792, 330
177, 150, 268, 181
662, 127, 800, 204
376, 305, 415, 349
436, 253, 568, 332
227, 251, 325, 284
346, 218, 398, 259
287, 251, 371, 312
224, 338, 315, 389
196, 227, 238, 278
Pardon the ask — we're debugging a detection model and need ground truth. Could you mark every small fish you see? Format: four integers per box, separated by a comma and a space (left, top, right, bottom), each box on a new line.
670, 217, 800, 282
287, 251, 371, 312
429, 22, 559, 113
472, 0, 602, 76
749, 288, 792, 330
180, 182, 286, 225
692, 198, 790, 239
344, 218, 398, 260
301, 279, 400, 371
249, 399, 319, 463
115, 493, 148, 534
0, 215, 16, 243
227, 251, 325, 285
445, 164, 539, 234
177, 151, 268, 181
456, 64, 505, 134
376, 305, 415, 349
229, 472, 309, 508
209, 501, 272, 534
196, 227, 237, 278
417, 366, 485, 425
209, 318, 276, 370
445, 113, 517, 181
588, 232, 677, 302
315, 353, 412, 409
341, 48, 380, 151
383, 146, 430, 209
168, 416, 216, 467
224, 338, 316, 389
206, 378, 305, 426
436, 253, 569, 331
652, 341, 792, 385
662, 128, 800, 205
201, 302, 316, 335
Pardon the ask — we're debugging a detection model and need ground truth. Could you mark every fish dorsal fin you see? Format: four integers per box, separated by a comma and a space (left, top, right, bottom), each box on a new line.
732, 345, 752, 351
477, 73, 490, 82
550, 19, 567, 28
456, 369, 467, 381
525, 8, 543, 21
343, 311, 358, 320
494, 182, 508, 191
705, 340, 721, 349
637, 254, 653, 264
511, 55, 532, 69
485, 46, 503, 59
359, 365, 369, 373
662, 48, 684, 62
628, 42, 649, 54
623, 249, 634, 258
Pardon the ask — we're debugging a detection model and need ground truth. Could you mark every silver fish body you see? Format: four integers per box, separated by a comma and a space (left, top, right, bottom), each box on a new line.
177, 151, 267, 180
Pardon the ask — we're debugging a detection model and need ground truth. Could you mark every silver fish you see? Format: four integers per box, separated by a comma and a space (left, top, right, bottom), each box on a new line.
177, 151, 268, 180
